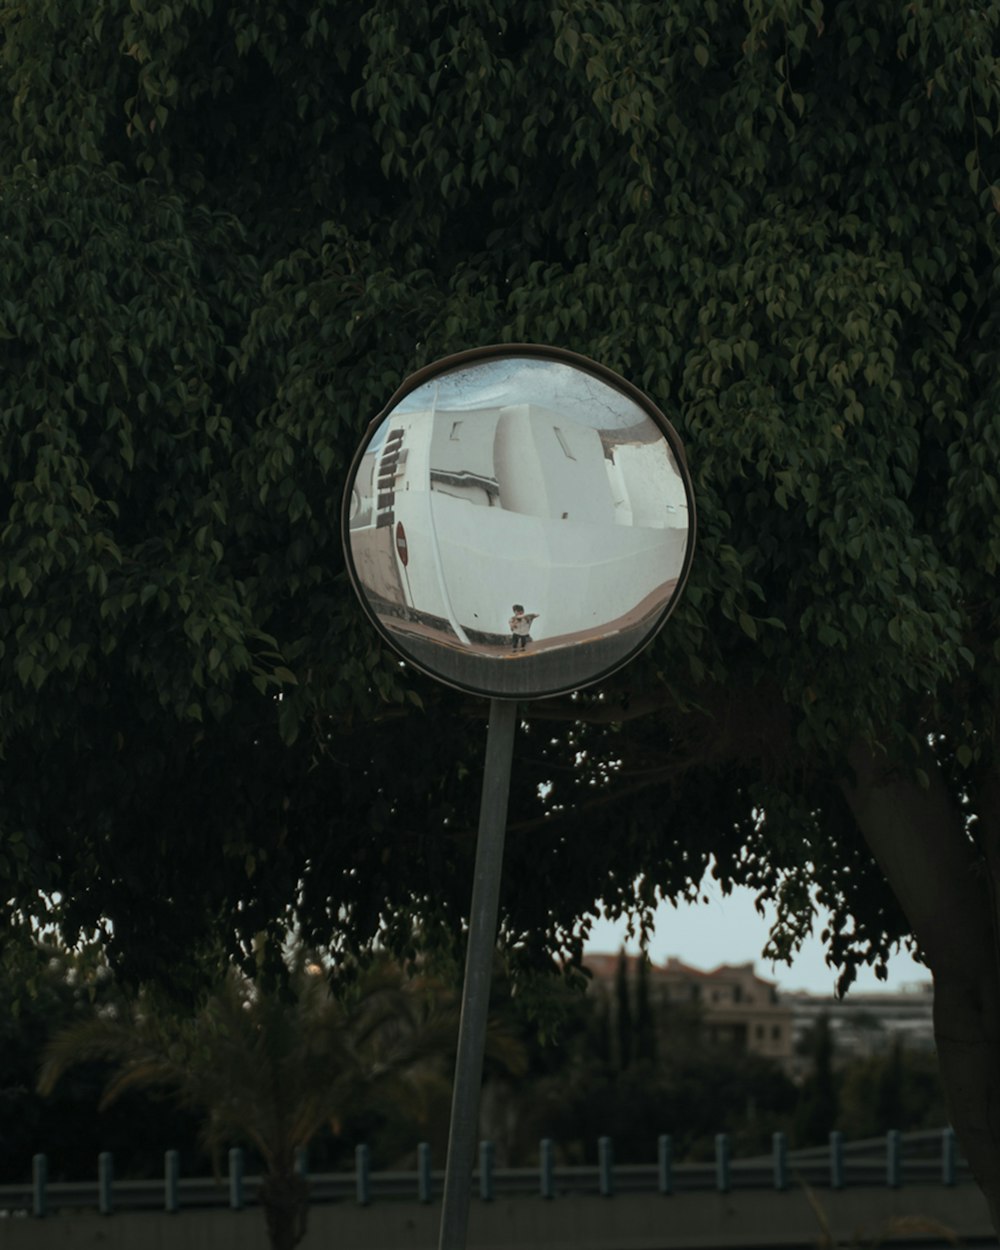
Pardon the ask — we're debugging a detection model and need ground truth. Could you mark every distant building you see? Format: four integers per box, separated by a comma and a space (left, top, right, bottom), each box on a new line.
585, 954, 795, 1070
784, 981, 935, 1074
584, 954, 936, 1080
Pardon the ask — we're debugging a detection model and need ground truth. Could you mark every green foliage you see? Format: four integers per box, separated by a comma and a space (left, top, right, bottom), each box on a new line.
614, 948, 634, 1069
635, 954, 657, 1066
792, 1017, 946, 1146
36, 944, 462, 1249
837, 1039, 946, 1140
37, 947, 458, 1159
0, 926, 205, 1182
506, 981, 797, 1164
794, 1013, 838, 1146
0, 0, 999, 987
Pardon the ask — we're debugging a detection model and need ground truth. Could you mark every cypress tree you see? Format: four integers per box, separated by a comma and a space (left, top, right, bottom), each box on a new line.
615, 949, 633, 1072
635, 954, 657, 1066
875, 1037, 905, 1132
794, 1015, 838, 1147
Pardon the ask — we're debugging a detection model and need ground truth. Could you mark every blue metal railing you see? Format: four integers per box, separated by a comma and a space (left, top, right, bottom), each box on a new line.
657, 1134, 672, 1195
6, 1127, 970, 1218
540, 1137, 555, 1200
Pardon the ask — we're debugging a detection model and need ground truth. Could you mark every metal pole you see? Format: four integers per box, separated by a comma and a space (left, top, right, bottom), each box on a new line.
715, 1133, 731, 1193
598, 1136, 614, 1197
772, 1131, 788, 1191
829, 1130, 844, 1190
418, 1142, 433, 1203
886, 1129, 901, 1188
31, 1154, 47, 1218
164, 1150, 179, 1213
356, 1144, 371, 1206
438, 697, 518, 1250
657, 1135, 672, 1195
942, 1126, 956, 1186
98, 1152, 113, 1216
540, 1138, 555, 1199
228, 1147, 244, 1211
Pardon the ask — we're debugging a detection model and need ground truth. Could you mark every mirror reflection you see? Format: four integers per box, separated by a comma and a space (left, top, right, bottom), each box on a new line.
345, 352, 693, 699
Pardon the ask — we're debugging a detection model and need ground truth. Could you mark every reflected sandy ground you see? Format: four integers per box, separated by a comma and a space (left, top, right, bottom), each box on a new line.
365, 581, 679, 698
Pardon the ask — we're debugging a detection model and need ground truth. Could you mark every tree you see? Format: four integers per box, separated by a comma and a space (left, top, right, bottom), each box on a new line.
532, 982, 797, 1164
37, 951, 459, 1250
634, 955, 657, 1067
838, 1040, 946, 1141
614, 948, 634, 1071
793, 1015, 839, 1148
0, 927, 205, 1182
2, 0, 1000, 1230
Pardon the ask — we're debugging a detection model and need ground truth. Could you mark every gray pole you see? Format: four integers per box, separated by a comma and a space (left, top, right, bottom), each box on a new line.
438, 697, 518, 1250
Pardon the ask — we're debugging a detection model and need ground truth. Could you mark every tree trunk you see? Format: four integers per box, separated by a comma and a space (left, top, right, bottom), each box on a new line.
841, 742, 1000, 1236
259, 1170, 310, 1250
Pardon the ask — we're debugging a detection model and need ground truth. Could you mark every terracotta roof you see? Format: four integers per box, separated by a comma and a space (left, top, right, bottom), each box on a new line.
584, 952, 779, 988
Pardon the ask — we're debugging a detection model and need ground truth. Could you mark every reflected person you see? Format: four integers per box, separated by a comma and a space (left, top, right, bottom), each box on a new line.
509, 604, 539, 652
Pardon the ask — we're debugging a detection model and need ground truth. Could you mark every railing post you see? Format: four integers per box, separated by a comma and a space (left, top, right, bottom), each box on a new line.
479, 1141, 494, 1201
98, 1152, 113, 1215
598, 1136, 614, 1196
886, 1129, 901, 1189
356, 1143, 371, 1206
418, 1143, 433, 1203
942, 1127, 956, 1187
657, 1135, 672, 1195
228, 1147, 244, 1211
31, 1154, 47, 1219
164, 1150, 179, 1213
829, 1131, 844, 1190
540, 1138, 555, 1200
715, 1133, 730, 1193
772, 1131, 788, 1191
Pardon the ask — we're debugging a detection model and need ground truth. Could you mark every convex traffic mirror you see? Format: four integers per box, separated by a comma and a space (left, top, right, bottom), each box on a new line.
343, 345, 695, 700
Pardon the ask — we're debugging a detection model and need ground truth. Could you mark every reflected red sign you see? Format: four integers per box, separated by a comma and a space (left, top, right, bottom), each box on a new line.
395, 521, 409, 567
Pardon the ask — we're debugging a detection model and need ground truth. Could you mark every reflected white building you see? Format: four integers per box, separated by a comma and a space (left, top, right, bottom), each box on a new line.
350, 401, 689, 653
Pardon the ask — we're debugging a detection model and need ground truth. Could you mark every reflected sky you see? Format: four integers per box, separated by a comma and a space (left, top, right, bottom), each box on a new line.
394, 357, 647, 431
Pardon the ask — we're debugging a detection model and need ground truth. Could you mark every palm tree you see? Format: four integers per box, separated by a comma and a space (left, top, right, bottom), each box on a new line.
37, 950, 464, 1250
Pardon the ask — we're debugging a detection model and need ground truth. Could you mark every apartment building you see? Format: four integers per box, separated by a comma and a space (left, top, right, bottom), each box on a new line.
585, 954, 795, 1069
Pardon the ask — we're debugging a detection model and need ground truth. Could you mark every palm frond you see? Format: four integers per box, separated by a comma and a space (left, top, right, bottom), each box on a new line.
36, 953, 486, 1179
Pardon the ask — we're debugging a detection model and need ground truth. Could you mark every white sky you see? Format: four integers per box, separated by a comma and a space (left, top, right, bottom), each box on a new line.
583, 878, 930, 997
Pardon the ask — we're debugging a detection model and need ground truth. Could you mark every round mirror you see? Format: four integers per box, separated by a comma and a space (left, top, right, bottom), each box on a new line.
342, 346, 695, 700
